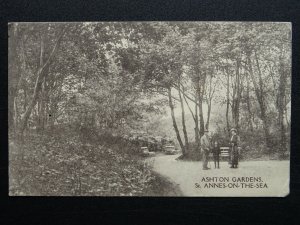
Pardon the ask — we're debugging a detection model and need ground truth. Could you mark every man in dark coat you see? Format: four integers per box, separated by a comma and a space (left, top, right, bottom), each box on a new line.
200, 129, 211, 170
229, 128, 240, 168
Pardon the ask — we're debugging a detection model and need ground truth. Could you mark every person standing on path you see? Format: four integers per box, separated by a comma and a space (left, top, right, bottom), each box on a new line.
200, 129, 211, 170
229, 128, 240, 168
212, 140, 220, 169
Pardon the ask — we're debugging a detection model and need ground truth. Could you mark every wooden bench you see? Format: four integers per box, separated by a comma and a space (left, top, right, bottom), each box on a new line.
218, 147, 242, 161
163, 145, 177, 155
220, 147, 230, 159
140, 147, 155, 157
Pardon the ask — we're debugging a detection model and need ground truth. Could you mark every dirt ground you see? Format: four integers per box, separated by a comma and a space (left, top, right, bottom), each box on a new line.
151, 153, 290, 197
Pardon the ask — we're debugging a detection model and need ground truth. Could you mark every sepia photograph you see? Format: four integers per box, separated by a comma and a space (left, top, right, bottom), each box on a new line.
8, 22, 291, 196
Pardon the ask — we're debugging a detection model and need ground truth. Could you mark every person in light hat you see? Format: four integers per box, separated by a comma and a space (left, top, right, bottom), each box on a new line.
229, 128, 240, 168
200, 129, 211, 170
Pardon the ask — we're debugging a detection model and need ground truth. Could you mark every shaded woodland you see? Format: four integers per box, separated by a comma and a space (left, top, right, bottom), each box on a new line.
9, 22, 291, 195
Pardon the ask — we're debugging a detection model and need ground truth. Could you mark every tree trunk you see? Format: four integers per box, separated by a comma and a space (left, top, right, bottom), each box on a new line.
225, 67, 230, 137
198, 97, 205, 136
205, 99, 211, 130
194, 96, 200, 145
13, 96, 18, 131
37, 78, 46, 132
168, 87, 185, 155
178, 86, 189, 153
196, 74, 205, 136
183, 91, 196, 122
246, 72, 254, 132
231, 59, 241, 130
277, 59, 287, 154
19, 71, 43, 136
8, 23, 21, 133
205, 73, 215, 131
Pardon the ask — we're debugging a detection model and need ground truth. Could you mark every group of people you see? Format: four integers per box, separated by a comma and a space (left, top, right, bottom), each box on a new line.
200, 128, 240, 170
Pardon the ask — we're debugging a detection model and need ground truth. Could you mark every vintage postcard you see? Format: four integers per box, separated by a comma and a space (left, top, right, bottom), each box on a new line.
9, 22, 291, 196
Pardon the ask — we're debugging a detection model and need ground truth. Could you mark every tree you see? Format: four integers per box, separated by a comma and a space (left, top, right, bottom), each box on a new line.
9, 22, 291, 159
19, 25, 67, 136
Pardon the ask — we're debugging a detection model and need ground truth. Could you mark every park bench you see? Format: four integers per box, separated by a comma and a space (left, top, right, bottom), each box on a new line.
163, 145, 177, 155
140, 146, 155, 157
220, 147, 230, 160
218, 147, 242, 160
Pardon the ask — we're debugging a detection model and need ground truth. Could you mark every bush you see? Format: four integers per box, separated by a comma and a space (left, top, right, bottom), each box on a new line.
9, 128, 166, 196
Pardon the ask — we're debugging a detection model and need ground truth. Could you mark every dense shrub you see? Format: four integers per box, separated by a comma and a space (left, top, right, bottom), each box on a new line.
9, 128, 174, 196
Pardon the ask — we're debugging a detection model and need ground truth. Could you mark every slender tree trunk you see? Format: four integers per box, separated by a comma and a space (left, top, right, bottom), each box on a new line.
8, 24, 20, 133
19, 70, 43, 136
225, 68, 230, 137
13, 96, 18, 131
246, 72, 254, 132
285, 103, 290, 130
205, 99, 212, 130
199, 99, 204, 136
235, 59, 241, 130
45, 91, 50, 128
49, 81, 63, 130
196, 74, 205, 136
194, 95, 200, 145
38, 78, 46, 132
183, 92, 196, 122
205, 74, 214, 130
198, 95, 205, 136
11, 38, 28, 134
231, 59, 241, 130
168, 87, 185, 155
254, 51, 265, 102
277, 59, 287, 154
178, 86, 189, 153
